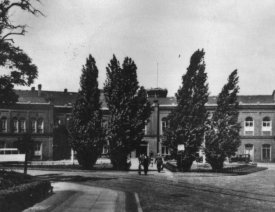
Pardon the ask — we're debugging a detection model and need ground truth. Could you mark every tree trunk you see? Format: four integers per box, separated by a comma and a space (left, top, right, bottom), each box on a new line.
24, 152, 28, 175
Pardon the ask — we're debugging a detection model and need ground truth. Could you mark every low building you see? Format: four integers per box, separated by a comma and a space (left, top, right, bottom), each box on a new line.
0, 85, 275, 162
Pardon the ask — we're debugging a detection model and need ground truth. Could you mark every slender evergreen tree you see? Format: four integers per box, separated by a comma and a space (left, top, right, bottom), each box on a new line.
205, 70, 241, 170
104, 55, 152, 170
164, 49, 209, 171
69, 55, 104, 169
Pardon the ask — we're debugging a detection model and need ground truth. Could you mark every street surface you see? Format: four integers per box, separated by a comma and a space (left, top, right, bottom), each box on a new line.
21, 162, 275, 212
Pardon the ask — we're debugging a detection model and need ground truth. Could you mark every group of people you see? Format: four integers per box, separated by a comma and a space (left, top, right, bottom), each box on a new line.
138, 152, 164, 175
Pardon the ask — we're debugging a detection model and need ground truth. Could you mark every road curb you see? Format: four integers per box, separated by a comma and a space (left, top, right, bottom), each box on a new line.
134, 192, 143, 212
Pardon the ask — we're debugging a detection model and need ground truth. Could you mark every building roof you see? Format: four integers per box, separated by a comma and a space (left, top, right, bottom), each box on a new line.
15, 89, 109, 108
207, 95, 275, 105
14, 89, 275, 108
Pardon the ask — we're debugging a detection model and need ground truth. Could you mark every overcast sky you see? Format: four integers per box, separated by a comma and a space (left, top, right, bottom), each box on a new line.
11, 0, 275, 96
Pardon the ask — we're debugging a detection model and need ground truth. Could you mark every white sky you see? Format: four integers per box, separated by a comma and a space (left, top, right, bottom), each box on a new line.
10, 0, 275, 96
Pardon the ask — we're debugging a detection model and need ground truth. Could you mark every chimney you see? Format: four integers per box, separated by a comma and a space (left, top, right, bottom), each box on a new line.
31, 87, 35, 91
64, 88, 68, 93
38, 84, 42, 96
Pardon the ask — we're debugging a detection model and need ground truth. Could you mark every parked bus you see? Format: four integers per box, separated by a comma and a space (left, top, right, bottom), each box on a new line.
0, 148, 25, 162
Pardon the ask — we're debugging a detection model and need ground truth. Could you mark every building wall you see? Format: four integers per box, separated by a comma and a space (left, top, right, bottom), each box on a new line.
145, 104, 275, 162
0, 104, 54, 160
2, 94, 275, 162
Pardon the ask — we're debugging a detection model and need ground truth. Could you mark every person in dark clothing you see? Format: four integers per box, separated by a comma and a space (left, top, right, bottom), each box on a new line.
143, 155, 150, 175
138, 154, 145, 175
149, 151, 154, 167
155, 153, 163, 172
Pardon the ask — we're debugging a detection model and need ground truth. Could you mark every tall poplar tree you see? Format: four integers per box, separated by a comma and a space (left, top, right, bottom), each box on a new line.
104, 55, 152, 170
205, 70, 241, 170
164, 49, 209, 171
69, 55, 104, 169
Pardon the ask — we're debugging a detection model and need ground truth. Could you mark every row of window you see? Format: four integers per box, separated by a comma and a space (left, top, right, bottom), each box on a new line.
244, 117, 272, 135
160, 116, 273, 136
245, 143, 271, 161
0, 117, 44, 134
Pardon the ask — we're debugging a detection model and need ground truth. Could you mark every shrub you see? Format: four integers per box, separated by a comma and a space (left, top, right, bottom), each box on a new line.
0, 180, 52, 212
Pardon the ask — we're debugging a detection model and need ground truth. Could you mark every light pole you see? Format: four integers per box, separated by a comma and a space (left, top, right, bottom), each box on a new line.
154, 99, 160, 154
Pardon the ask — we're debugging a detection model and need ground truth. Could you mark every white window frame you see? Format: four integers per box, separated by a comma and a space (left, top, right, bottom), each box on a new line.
144, 124, 148, 135
244, 117, 254, 135
102, 145, 108, 155
31, 119, 37, 133
262, 117, 272, 135
261, 144, 271, 161
161, 118, 167, 135
37, 119, 44, 134
161, 143, 170, 156
19, 118, 26, 133
34, 143, 42, 159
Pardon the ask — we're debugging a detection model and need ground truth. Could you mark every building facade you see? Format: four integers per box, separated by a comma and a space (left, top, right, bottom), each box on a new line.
1, 85, 275, 162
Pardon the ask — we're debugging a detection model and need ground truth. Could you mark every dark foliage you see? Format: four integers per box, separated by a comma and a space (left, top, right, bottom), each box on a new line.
205, 70, 241, 170
164, 49, 209, 171
0, 0, 42, 104
53, 125, 71, 160
104, 55, 152, 170
0, 180, 52, 212
69, 55, 105, 169
15, 133, 34, 174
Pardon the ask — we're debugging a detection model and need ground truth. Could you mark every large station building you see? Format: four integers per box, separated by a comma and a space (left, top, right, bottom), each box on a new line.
0, 85, 275, 162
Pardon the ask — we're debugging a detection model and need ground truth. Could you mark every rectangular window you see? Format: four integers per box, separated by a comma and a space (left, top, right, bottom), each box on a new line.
0, 142, 5, 149
244, 121, 254, 135
31, 120, 37, 133
161, 145, 169, 155
37, 119, 44, 134
19, 119, 26, 133
144, 124, 148, 135
262, 145, 271, 161
34, 143, 42, 156
0, 118, 7, 133
12, 119, 18, 133
262, 121, 272, 136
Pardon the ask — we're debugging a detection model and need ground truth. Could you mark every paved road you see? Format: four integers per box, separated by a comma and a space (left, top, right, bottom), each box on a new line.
20, 163, 275, 212
24, 182, 128, 212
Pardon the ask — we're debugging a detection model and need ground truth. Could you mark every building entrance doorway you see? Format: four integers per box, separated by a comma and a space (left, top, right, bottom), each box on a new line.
244, 144, 254, 161
136, 142, 148, 157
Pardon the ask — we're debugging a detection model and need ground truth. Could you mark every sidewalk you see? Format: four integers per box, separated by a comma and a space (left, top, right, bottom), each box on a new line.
29, 158, 158, 171
24, 182, 127, 212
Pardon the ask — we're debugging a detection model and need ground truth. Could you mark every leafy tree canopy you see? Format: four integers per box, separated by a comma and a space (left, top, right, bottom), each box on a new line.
0, 0, 42, 104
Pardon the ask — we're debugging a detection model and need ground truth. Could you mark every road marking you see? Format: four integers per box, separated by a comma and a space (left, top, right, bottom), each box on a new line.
134, 192, 143, 212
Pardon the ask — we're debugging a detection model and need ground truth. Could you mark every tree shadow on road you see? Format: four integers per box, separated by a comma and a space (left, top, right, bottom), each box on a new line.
35, 174, 117, 182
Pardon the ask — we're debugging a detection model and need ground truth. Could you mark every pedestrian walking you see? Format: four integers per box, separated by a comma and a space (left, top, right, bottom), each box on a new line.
155, 153, 163, 173
149, 151, 154, 167
143, 154, 150, 175
138, 154, 145, 175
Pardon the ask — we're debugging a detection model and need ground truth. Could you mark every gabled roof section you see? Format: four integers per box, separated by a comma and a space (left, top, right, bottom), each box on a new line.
14, 89, 275, 108
207, 95, 274, 105
15, 89, 108, 107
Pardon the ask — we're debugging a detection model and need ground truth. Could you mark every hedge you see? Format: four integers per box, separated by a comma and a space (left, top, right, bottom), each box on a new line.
0, 180, 52, 212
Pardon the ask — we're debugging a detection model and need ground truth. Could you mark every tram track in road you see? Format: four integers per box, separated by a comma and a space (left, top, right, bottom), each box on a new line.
81, 171, 275, 204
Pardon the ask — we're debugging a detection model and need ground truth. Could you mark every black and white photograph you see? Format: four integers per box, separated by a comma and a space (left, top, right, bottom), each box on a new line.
0, 0, 275, 211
